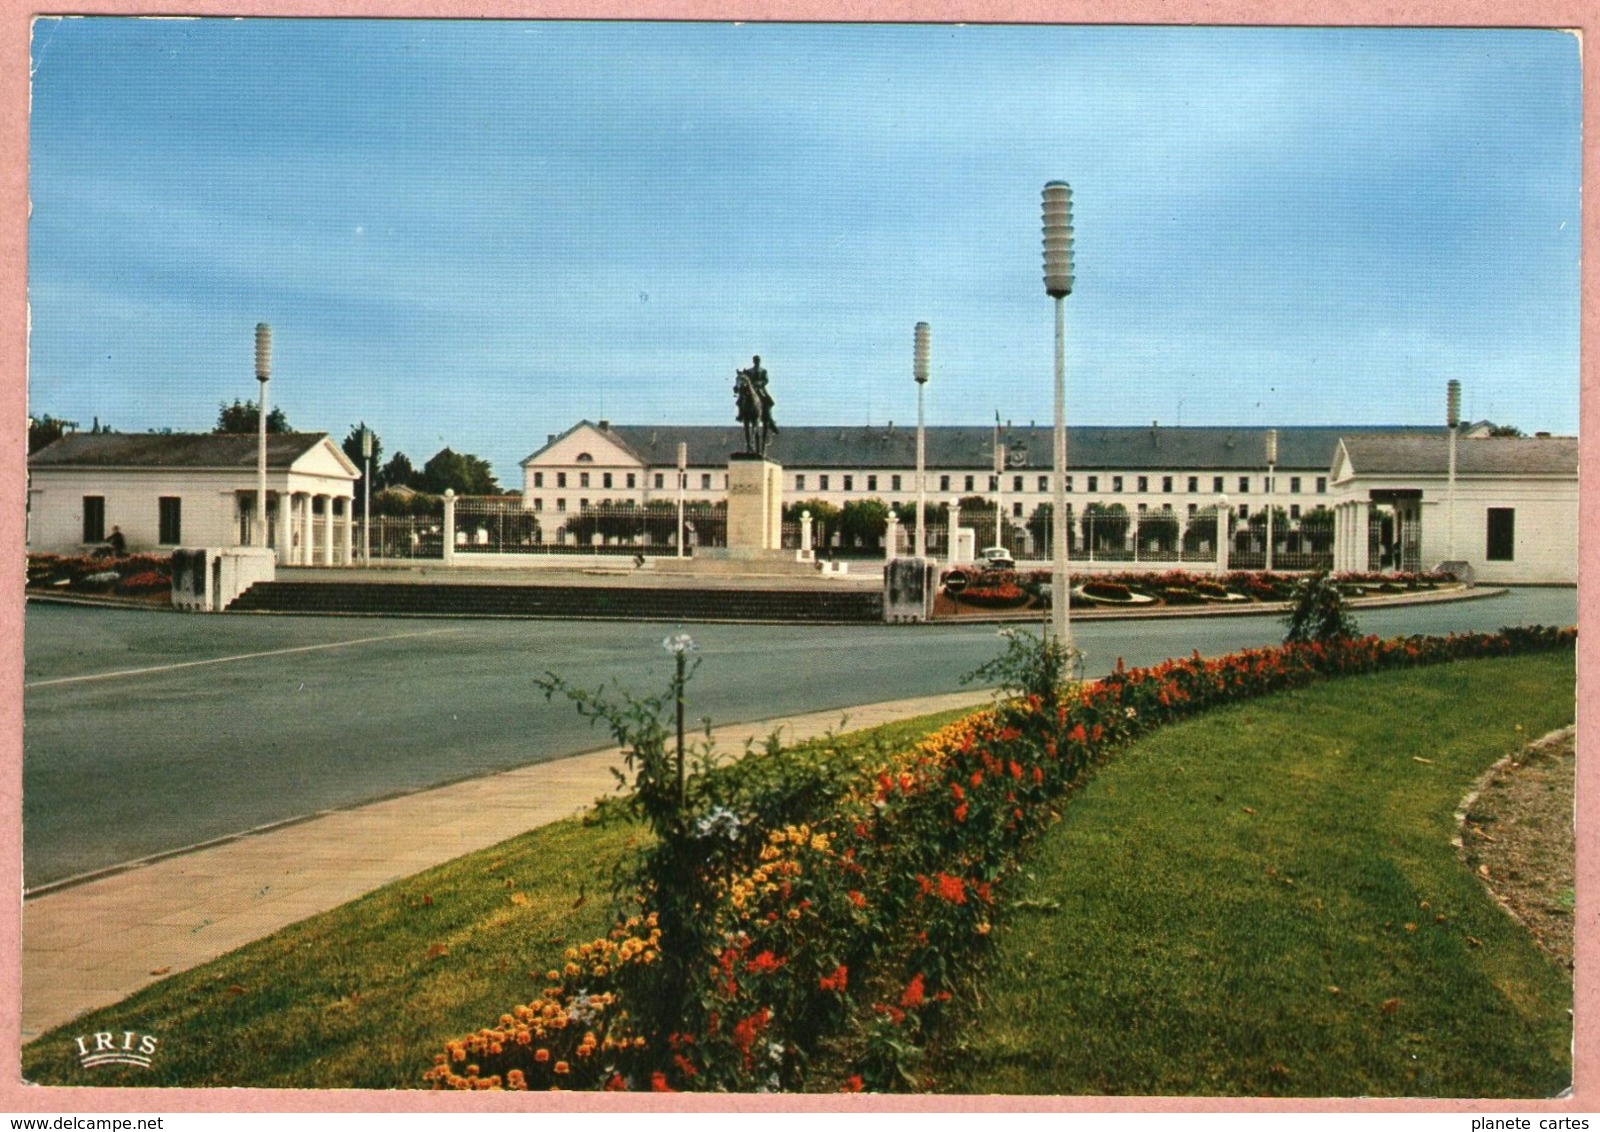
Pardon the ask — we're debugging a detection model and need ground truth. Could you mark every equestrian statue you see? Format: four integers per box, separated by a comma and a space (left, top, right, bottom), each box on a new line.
734, 355, 779, 457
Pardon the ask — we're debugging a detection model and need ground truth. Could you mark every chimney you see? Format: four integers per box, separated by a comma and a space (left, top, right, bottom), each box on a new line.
547, 434, 556, 445
598, 419, 610, 431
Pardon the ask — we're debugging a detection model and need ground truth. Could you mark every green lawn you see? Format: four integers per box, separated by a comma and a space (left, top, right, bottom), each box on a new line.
937, 652, 1576, 1097
21, 708, 974, 1090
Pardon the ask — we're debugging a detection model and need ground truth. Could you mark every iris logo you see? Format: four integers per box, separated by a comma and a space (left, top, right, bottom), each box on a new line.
74, 1030, 159, 1069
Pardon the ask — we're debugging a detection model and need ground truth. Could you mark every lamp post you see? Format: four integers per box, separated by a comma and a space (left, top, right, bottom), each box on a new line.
676, 441, 687, 558
1215, 493, 1230, 577
914, 322, 930, 559
1446, 379, 1460, 561
1042, 181, 1075, 649
254, 323, 271, 552
994, 422, 1006, 555
361, 426, 373, 566
1264, 427, 1278, 574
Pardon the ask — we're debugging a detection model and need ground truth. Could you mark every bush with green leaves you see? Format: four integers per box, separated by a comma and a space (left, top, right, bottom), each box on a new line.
1283, 570, 1360, 644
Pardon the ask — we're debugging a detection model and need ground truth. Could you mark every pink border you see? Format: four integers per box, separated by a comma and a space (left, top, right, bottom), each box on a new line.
1, 4, 1593, 1115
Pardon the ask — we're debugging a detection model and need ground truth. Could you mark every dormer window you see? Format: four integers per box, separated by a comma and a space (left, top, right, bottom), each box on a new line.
576, 453, 595, 463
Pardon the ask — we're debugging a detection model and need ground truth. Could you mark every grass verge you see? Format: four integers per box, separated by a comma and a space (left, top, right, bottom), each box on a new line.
935, 651, 1575, 1097
21, 707, 975, 1089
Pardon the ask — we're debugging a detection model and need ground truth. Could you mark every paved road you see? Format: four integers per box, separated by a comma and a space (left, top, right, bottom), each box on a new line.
22, 588, 1576, 888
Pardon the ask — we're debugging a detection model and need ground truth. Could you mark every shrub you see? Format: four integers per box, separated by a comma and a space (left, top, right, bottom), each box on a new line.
1283, 571, 1359, 644
1080, 580, 1132, 601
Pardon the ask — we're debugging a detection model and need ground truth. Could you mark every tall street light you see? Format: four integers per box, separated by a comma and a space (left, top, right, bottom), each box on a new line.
676, 441, 688, 559
361, 426, 373, 566
254, 323, 271, 552
1446, 379, 1461, 561
1264, 428, 1278, 574
1042, 182, 1075, 649
914, 322, 930, 559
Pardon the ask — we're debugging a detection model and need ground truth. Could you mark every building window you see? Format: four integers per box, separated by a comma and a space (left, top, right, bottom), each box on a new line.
1087, 475, 1098, 492
556, 498, 566, 511
1290, 476, 1302, 494
964, 475, 975, 492
1316, 477, 1327, 493
1213, 476, 1224, 493
1188, 503, 1198, 514
988, 475, 999, 491
580, 472, 591, 489
820, 475, 830, 491
1065, 475, 1073, 492
795, 474, 806, 491
557, 472, 567, 488
867, 475, 877, 491
654, 473, 664, 489
891, 474, 902, 491
602, 472, 613, 489
1188, 476, 1199, 492
1012, 502, 1023, 517
1239, 476, 1250, 493
844, 475, 855, 492
1137, 503, 1148, 513
533, 472, 544, 488
1112, 475, 1123, 492
939, 475, 950, 491
82, 496, 105, 543
1012, 475, 1023, 492
1038, 475, 1049, 492
533, 498, 543, 511
1238, 504, 1249, 518
1162, 476, 1173, 493
576, 452, 594, 463
1290, 504, 1301, 519
580, 498, 589, 510
626, 473, 635, 489
1487, 508, 1516, 561
701, 474, 712, 490
158, 496, 182, 545
1136, 475, 1147, 492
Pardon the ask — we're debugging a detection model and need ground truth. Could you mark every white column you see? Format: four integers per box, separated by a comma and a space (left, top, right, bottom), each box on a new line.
885, 510, 899, 559
277, 492, 293, 564
442, 489, 457, 567
321, 494, 334, 566
342, 496, 354, 566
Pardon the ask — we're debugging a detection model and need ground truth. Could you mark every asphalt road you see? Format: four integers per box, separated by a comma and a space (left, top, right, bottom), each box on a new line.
22, 587, 1577, 888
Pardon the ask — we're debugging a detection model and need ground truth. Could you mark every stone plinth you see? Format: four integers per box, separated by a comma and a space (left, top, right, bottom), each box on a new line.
727, 455, 783, 550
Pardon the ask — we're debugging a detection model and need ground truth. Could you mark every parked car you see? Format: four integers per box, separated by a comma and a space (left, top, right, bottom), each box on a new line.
978, 546, 1015, 571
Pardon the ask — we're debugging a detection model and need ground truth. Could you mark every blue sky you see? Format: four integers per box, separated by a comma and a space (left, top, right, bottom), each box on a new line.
27, 20, 1580, 484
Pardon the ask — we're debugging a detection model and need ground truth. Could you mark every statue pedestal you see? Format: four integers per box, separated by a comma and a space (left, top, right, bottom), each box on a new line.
727, 454, 783, 550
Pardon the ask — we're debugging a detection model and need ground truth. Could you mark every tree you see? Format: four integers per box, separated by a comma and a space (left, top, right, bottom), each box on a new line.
342, 423, 384, 517
381, 451, 421, 491
420, 446, 500, 495
28, 414, 73, 454
838, 498, 890, 551
1486, 423, 1525, 438
216, 399, 289, 434
1299, 505, 1336, 553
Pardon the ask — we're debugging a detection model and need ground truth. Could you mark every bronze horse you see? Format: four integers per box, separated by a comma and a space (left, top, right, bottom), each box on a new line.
734, 355, 778, 457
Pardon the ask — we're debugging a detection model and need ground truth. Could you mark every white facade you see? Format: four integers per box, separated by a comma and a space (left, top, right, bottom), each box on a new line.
1328, 436, 1578, 585
28, 434, 360, 566
520, 421, 1338, 528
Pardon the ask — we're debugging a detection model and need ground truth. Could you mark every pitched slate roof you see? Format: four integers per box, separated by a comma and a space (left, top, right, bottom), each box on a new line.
29, 431, 333, 470
1339, 435, 1579, 477
528, 421, 1456, 472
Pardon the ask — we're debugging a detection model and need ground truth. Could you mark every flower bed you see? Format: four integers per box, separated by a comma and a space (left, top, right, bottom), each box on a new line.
26, 553, 173, 600
429, 623, 1572, 1093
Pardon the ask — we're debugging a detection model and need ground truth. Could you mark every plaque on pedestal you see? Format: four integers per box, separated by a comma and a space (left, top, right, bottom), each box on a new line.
726, 454, 783, 550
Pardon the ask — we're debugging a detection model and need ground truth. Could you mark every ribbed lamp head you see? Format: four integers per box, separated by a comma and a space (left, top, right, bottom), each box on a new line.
914, 322, 930, 385
1042, 181, 1075, 298
1265, 428, 1279, 465
1447, 379, 1461, 428
254, 323, 272, 383
362, 427, 373, 459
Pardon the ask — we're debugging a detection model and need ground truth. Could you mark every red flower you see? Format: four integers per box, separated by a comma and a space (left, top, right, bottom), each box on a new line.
970, 770, 984, 788
604, 1073, 628, 1091
1068, 723, 1088, 744
950, 782, 965, 802
820, 964, 849, 992
650, 1071, 675, 1092
936, 873, 966, 904
901, 973, 927, 1009
841, 1075, 865, 1093
746, 949, 784, 975
673, 1054, 699, 1079
848, 889, 867, 908
1009, 760, 1023, 780
953, 802, 969, 823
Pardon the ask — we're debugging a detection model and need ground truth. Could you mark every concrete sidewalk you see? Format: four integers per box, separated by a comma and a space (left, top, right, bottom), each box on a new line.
21, 688, 991, 1042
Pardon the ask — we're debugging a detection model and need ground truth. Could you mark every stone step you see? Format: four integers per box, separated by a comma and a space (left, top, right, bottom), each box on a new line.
227, 581, 883, 623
